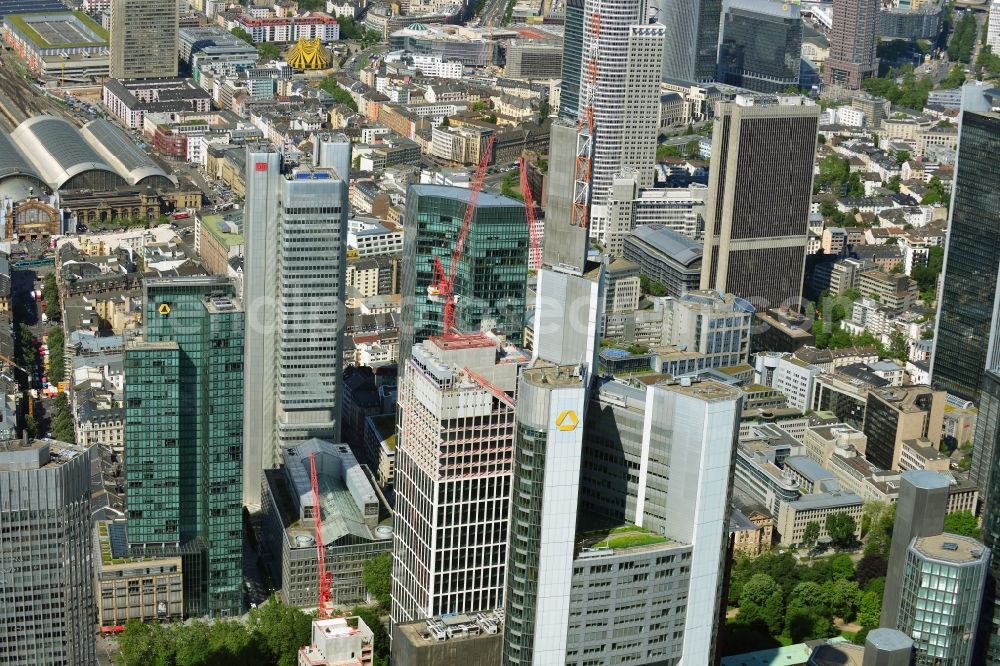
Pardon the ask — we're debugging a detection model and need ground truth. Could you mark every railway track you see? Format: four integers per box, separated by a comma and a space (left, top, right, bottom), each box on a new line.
0, 48, 82, 131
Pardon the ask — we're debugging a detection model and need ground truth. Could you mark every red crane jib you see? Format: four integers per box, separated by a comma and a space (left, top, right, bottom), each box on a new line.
429, 135, 496, 335
310, 451, 331, 618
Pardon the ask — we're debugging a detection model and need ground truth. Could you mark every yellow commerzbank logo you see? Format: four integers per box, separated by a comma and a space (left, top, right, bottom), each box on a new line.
555, 410, 579, 431
158, 303, 171, 316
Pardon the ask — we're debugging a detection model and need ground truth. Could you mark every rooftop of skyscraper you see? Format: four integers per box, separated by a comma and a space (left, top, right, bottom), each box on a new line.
868, 385, 940, 413
0, 437, 90, 471
409, 183, 526, 209
521, 361, 586, 388
912, 533, 987, 565
574, 524, 680, 554
666, 377, 743, 403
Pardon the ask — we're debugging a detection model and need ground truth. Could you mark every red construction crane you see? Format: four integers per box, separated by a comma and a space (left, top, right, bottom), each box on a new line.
309, 452, 331, 619
518, 156, 542, 270
428, 134, 496, 336
570, 9, 601, 229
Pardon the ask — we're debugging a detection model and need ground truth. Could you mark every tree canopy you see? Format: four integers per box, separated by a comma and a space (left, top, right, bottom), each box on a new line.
825, 512, 857, 547
948, 11, 978, 63
118, 598, 311, 666
319, 77, 358, 111
42, 273, 60, 321
722, 550, 883, 654
361, 552, 392, 610
943, 510, 981, 540
862, 66, 934, 111
46, 326, 65, 384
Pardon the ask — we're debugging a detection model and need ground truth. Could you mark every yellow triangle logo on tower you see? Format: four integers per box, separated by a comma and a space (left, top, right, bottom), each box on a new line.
556, 410, 579, 431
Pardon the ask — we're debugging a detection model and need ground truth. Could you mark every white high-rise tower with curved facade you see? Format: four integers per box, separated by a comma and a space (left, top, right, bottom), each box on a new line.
579, 1, 664, 239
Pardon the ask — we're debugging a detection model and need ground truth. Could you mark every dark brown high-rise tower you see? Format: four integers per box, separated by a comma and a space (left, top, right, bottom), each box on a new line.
823, 0, 879, 89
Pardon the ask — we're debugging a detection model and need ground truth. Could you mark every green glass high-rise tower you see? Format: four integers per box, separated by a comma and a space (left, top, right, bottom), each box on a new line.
124, 276, 244, 617
932, 83, 1000, 401
399, 184, 528, 363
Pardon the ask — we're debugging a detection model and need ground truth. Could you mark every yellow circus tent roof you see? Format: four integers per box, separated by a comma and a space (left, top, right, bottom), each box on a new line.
288, 37, 328, 70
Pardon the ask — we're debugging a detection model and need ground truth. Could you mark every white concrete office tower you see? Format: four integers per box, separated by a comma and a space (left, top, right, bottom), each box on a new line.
990, 2, 1000, 53
645, 379, 743, 663
0, 439, 96, 665
110, 0, 180, 79
502, 362, 590, 666
503, 372, 744, 665
242, 138, 351, 507
391, 334, 522, 624
581, 18, 666, 239
581, 378, 744, 664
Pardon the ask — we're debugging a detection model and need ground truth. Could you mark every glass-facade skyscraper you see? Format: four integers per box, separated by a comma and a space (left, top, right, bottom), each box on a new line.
399, 185, 528, 362
931, 84, 1000, 401
0, 439, 96, 665
559, 0, 584, 120
976, 372, 1000, 658
125, 276, 244, 617
658, 0, 722, 82
895, 534, 987, 665
717, 0, 803, 93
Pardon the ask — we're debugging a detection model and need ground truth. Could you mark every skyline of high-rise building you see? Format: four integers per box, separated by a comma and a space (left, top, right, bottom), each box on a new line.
822, 0, 879, 89
0, 438, 96, 666
398, 185, 528, 362
242, 139, 351, 507
391, 334, 521, 625
558, 0, 584, 120
931, 83, 1000, 402
124, 276, 245, 617
717, 0, 803, 93
895, 533, 987, 665
109, 0, 180, 79
579, 12, 664, 237
657, 0, 723, 83
700, 95, 820, 311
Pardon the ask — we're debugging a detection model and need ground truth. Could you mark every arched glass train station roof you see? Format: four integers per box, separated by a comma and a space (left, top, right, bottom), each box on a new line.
3, 116, 176, 192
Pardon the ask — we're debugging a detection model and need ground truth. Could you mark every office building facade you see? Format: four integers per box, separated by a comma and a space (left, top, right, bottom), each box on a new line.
558, 0, 584, 120
125, 276, 244, 616
932, 84, 1000, 401
972, 370, 1000, 504
978, 374, 1000, 657
391, 334, 519, 624
823, 0, 878, 89
895, 534, 987, 665
862, 386, 945, 471
658, 0, 722, 82
623, 223, 703, 297
501, 363, 589, 666
0, 439, 96, 666
503, 373, 744, 665
242, 139, 351, 507
700, 95, 820, 311
110, 0, 180, 79
717, 0, 803, 93
399, 185, 528, 362
583, 21, 665, 237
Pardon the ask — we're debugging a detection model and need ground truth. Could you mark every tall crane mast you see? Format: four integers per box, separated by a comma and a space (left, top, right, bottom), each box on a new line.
309, 452, 331, 619
518, 156, 542, 270
428, 134, 496, 336
571, 7, 601, 229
